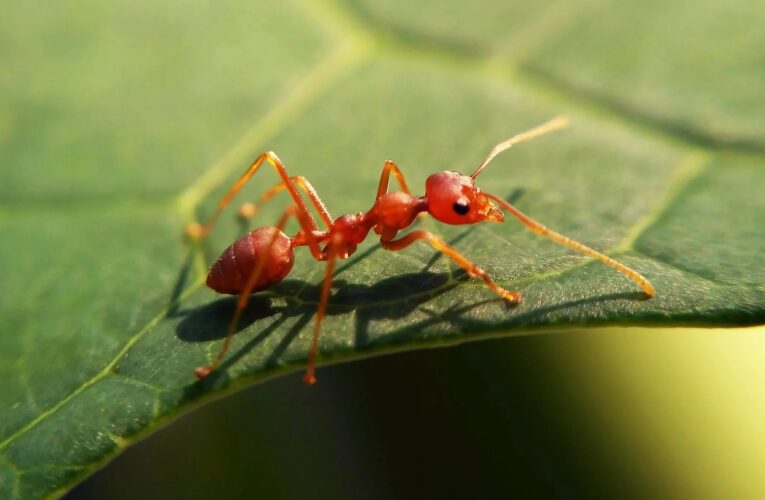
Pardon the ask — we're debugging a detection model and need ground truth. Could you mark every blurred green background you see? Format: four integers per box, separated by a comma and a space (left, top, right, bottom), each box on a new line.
2, 0, 764, 497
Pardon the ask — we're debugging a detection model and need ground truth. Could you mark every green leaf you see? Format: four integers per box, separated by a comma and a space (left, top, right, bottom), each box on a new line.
1, 0, 763, 496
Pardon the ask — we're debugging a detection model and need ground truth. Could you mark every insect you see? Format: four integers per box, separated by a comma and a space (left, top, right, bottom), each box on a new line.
186, 116, 655, 384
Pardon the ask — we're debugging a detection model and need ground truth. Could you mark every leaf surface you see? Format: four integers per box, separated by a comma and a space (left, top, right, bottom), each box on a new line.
1, 0, 763, 496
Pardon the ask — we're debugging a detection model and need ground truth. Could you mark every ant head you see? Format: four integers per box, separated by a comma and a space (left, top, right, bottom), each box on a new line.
424, 171, 504, 225
423, 116, 569, 225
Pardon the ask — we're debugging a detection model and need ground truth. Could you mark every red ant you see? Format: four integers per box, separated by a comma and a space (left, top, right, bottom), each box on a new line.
186, 116, 655, 384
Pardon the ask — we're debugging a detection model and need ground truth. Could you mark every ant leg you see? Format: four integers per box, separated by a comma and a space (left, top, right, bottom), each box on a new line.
485, 193, 655, 297
186, 151, 319, 239
237, 181, 288, 221
303, 241, 338, 385
293, 176, 333, 227
376, 160, 412, 199
381, 230, 521, 303
195, 206, 299, 379
239, 176, 334, 229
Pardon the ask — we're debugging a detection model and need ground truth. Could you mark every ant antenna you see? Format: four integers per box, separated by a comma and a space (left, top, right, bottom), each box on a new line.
470, 115, 569, 179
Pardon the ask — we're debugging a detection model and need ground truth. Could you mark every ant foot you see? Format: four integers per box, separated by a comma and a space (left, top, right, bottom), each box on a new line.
237, 202, 258, 220
194, 366, 212, 379
185, 222, 205, 241
302, 372, 317, 385
503, 290, 522, 304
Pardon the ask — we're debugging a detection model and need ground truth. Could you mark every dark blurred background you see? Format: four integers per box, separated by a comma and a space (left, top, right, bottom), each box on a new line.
70, 326, 765, 499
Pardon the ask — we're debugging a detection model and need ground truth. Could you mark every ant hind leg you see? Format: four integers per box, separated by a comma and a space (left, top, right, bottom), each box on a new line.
238, 176, 334, 229
303, 241, 338, 385
186, 152, 320, 240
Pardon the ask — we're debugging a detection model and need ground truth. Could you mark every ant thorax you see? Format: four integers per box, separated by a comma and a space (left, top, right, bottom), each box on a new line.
369, 191, 427, 230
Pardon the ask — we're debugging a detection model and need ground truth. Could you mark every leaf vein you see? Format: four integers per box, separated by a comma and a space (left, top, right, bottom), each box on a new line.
0, 279, 202, 453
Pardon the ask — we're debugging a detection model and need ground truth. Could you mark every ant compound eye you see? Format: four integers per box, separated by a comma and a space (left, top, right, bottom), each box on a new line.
452, 199, 470, 215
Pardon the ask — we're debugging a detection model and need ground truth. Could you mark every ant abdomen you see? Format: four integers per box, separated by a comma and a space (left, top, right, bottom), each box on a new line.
206, 226, 295, 295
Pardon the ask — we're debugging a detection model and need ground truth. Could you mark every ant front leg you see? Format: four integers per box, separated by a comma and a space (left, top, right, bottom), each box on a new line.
381, 230, 521, 303
186, 151, 319, 240
484, 193, 655, 297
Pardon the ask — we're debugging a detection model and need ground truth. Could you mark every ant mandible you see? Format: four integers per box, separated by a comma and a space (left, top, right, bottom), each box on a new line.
186, 116, 655, 385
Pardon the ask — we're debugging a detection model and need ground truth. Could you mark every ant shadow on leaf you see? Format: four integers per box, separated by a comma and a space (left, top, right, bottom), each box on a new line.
175, 269, 479, 373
